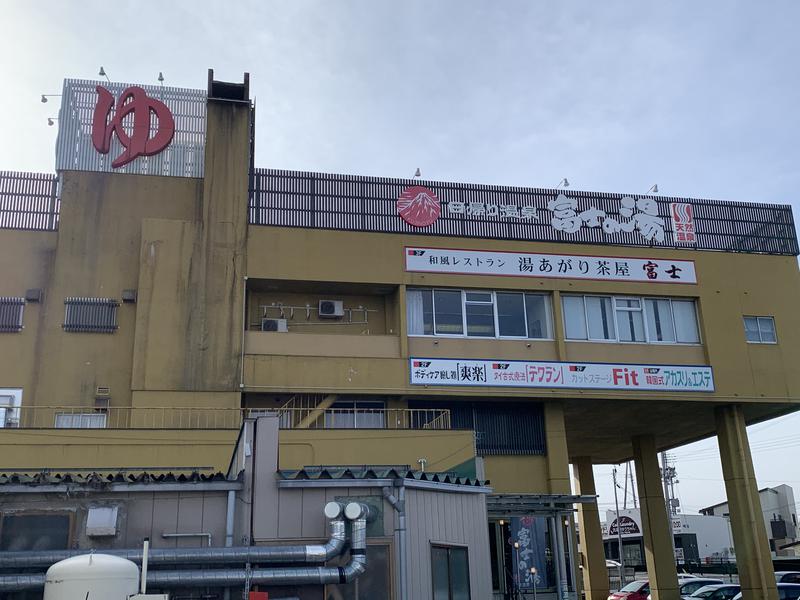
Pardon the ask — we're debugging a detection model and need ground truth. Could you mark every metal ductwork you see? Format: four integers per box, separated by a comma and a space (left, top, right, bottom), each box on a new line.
0, 503, 346, 570
0, 502, 368, 593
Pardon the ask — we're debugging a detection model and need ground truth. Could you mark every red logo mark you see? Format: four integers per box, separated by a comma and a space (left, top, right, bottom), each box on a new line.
670, 202, 696, 244
397, 186, 440, 227
92, 85, 176, 168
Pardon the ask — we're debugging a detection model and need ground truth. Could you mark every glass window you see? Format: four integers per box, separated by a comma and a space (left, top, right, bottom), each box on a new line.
465, 292, 495, 337
496, 293, 526, 337
758, 317, 777, 343
744, 316, 776, 343
645, 298, 676, 342
431, 545, 471, 600
586, 296, 614, 340
563, 296, 587, 340
433, 290, 463, 335
54, 413, 107, 428
407, 289, 433, 335
615, 298, 645, 342
525, 294, 551, 339
0, 514, 71, 551
672, 300, 699, 343
325, 401, 386, 429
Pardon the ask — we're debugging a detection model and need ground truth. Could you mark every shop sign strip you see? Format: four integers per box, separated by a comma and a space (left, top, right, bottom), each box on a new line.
409, 357, 714, 392
405, 246, 697, 284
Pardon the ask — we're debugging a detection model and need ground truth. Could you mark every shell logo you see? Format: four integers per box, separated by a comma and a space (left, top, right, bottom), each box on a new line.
397, 185, 440, 227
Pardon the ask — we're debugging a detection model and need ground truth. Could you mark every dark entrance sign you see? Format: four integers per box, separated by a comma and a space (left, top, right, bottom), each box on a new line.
609, 515, 641, 535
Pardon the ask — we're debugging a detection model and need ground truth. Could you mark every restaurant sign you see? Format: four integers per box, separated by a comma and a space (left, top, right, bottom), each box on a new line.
409, 358, 714, 392
405, 247, 697, 284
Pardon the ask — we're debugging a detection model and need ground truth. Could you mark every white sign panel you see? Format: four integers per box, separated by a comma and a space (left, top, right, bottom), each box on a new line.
409, 358, 714, 392
405, 247, 697, 284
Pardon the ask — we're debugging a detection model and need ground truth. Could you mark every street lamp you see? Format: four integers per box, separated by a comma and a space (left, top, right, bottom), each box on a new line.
530, 566, 538, 600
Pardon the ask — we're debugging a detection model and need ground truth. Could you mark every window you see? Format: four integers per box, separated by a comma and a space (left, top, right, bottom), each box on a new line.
744, 316, 776, 344
324, 401, 386, 428
0, 297, 24, 332
0, 513, 71, 551
433, 290, 463, 335
408, 289, 552, 339
432, 545, 471, 600
64, 297, 119, 333
54, 412, 107, 428
563, 295, 700, 344
615, 298, 645, 342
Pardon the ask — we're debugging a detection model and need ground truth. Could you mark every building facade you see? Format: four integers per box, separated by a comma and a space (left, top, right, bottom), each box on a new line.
702, 485, 798, 556
601, 508, 735, 567
1, 70, 799, 600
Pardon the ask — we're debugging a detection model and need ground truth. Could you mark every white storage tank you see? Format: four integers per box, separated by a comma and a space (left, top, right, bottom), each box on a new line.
43, 554, 139, 600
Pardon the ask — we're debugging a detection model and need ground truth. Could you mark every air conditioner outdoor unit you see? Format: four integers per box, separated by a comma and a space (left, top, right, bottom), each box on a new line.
318, 300, 344, 318
261, 318, 288, 332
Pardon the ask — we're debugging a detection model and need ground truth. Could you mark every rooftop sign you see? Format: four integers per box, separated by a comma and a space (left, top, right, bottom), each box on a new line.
250, 169, 798, 255
55, 79, 206, 178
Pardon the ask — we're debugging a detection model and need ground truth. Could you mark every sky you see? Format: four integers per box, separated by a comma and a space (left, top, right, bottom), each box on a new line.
1, 1, 799, 515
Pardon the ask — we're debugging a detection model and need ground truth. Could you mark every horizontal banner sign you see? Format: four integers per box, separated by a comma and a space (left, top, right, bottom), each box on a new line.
409, 358, 714, 392
405, 247, 697, 284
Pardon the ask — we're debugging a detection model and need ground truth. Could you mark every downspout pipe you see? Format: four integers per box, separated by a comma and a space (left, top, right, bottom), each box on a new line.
0, 502, 368, 593
383, 483, 407, 600
0, 502, 346, 570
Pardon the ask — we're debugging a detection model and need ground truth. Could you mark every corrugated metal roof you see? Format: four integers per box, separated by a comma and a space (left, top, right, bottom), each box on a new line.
277, 466, 489, 488
0, 471, 232, 487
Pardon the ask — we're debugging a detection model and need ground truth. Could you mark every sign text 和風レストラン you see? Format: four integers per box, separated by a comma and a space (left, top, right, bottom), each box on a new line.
405, 247, 697, 284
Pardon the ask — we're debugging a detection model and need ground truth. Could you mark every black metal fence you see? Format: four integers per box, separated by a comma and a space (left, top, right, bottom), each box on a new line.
250, 168, 799, 256
0, 171, 59, 231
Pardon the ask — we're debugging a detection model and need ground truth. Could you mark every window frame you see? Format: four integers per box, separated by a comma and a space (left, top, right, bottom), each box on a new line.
324, 400, 387, 429
408, 288, 553, 341
562, 294, 702, 346
431, 542, 471, 600
743, 315, 777, 344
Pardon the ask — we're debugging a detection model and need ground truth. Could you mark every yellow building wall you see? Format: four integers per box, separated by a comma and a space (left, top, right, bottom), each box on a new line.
245, 226, 800, 403
0, 429, 239, 473
278, 429, 476, 473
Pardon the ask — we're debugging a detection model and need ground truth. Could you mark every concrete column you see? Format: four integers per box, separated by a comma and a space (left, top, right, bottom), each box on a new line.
573, 457, 610, 600
545, 401, 571, 494
632, 435, 679, 600
716, 405, 778, 600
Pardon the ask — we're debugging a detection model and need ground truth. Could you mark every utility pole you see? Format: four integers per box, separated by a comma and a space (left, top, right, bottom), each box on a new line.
612, 467, 626, 587
661, 452, 677, 562
623, 462, 629, 510
630, 462, 638, 509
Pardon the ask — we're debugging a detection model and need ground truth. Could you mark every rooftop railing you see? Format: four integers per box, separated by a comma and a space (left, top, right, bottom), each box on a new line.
0, 171, 59, 231
1, 406, 452, 431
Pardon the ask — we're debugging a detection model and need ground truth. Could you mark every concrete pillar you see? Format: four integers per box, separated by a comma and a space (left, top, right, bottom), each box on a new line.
573, 457, 610, 600
716, 405, 778, 600
545, 401, 571, 494
632, 435, 679, 600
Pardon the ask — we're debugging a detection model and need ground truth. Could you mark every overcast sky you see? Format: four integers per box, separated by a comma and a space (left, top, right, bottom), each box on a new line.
2, 1, 799, 515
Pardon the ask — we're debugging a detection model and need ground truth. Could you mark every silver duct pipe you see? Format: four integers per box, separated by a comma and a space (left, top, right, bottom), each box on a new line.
0, 502, 346, 570
0, 502, 368, 593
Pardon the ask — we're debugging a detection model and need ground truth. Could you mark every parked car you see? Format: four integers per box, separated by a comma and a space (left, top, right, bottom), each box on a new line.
680, 578, 724, 598
606, 559, 623, 568
609, 580, 650, 600
647, 578, 723, 600
689, 584, 741, 600
732, 583, 800, 600
777, 573, 800, 584
678, 574, 700, 580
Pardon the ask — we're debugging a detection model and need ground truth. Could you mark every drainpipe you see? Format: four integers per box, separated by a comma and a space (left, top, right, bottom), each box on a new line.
383, 483, 407, 600
224, 493, 236, 600
0, 502, 369, 592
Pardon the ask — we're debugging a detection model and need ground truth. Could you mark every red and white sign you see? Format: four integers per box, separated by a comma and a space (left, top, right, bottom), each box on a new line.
670, 202, 696, 245
92, 85, 175, 168
397, 186, 441, 227
410, 358, 714, 392
405, 247, 697, 284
